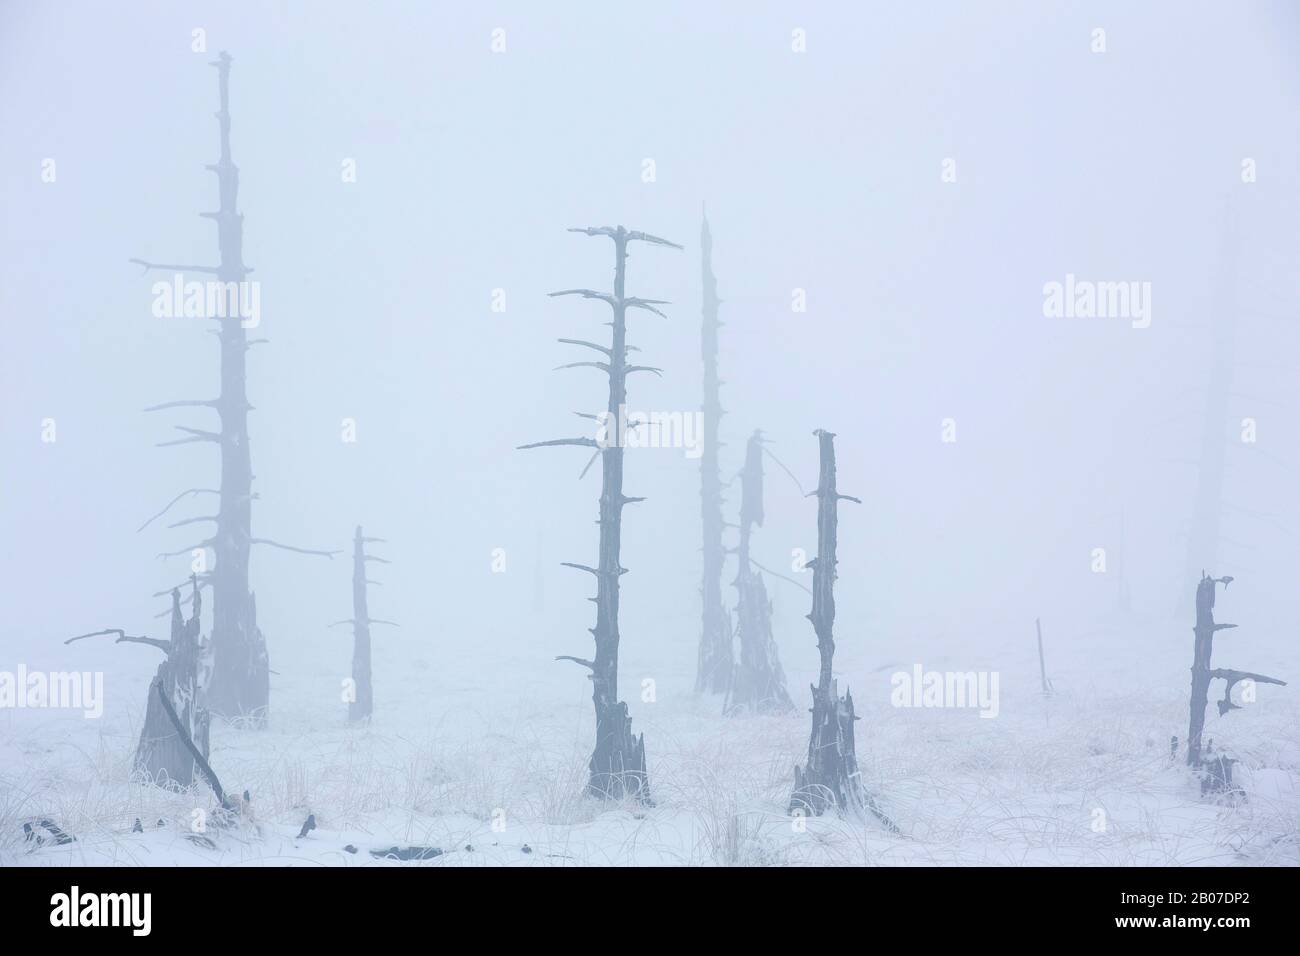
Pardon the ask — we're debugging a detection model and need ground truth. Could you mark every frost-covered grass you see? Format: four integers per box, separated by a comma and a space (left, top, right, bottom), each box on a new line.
3, 662, 1297, 866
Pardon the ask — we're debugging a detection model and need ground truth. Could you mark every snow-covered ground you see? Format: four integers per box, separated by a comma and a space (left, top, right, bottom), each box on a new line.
3, 604, 1297, 867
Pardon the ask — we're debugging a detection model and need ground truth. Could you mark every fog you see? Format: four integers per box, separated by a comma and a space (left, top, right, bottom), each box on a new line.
3, 2, 1299, 805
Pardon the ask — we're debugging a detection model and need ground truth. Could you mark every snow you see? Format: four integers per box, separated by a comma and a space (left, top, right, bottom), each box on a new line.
3, 608, 1297, 866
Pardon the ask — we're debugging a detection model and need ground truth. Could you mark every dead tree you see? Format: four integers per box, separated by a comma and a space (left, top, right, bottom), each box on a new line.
520, 224, 682, 803
130, 52, 335, 726
789, 431, 893, 829
65, 577, 210, 788
1186, 573, 1285, 783
725, 430, 793, 713
330, 526, 397, 722
695, 209, 733, 694
1036, 617, 1052, 696
1182, 209, 1238, 601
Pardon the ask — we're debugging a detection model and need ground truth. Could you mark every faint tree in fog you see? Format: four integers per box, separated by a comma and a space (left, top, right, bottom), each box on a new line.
695, 209, 733, 694
129, 52, 335, 726
724, 430, 794, 714
330, 526, 397, 722
520, 224, 681, 803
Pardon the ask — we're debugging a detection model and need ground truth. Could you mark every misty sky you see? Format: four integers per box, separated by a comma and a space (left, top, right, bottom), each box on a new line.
3, 1, 1299, 705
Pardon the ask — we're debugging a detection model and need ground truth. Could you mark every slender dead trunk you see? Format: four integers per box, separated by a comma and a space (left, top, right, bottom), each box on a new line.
127, 52, 261, 725
521, 224, 681, 803
725, 430, 793, 713
349, 527, 373, 721
131, 53, 336, 727
696, 210, 733, 694
1182, 204, 1237, 607
1186, 573, 1284, 775
1036, 617, 1051, 696
204, 52, 264, 725
331, 526, 394, 722
789, 431, 892, 828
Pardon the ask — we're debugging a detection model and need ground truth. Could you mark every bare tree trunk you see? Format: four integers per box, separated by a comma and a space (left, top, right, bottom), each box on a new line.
1036, 617, 1052, 696
349, 527, 373, 722
696, 210, 733, 694
1182, 204, 1237, 607
521, 224, 681, 803
330, 526, 393, 721
204, 52, 265, 725
726, 430, 793, 713
1186, 573, 1284, 774
131, 53, 335, 727
789, 431, 891, 828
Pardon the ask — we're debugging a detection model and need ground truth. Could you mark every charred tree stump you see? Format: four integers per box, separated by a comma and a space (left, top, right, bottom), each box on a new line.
136, 583, 210, 785
331, 526, 397, 722
695, 210, 733, 694
130, 53, 335, 727
65, 577, 210, 788
520, 224, 682, 803
725, 430, 793, 714
1186, 573, 1285, 776
789, 431, 892, 828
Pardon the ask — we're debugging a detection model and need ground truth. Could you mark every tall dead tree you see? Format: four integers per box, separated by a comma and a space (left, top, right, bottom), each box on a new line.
130, 52, 334, 726
1185, 573, 1285, 778
520, 224, 681, 803
695, 210, 733, 694
1181, 206, 1238, 606
1036, 617, 1052, 696
725, 430, 793, 713
330, 526, 397, 722
789, 431, 892, 829
65, 577, 210, 788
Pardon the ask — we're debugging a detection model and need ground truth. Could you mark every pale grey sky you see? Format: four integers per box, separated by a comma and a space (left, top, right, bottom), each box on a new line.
2, 1, 1298, 696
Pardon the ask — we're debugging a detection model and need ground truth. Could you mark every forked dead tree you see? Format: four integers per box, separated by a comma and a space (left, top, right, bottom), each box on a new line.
1186, 573, 1285, 783
789, 431, 893, 829
725, 430, 793, 714
330, 526, 397, 722
65, 577, 210, 788
130, 52, 334, 726
520, 224, 682, 803
696, 209, 733, 694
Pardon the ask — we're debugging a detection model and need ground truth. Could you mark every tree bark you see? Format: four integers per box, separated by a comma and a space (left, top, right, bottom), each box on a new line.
1181, 204, 1237, 607
523, 225, 681, 803
133, 55, 336, 724
1036, 617, 1051, 696
1186, 573, 1285, 771
726, 430, 793, 713
789, 431, 891, 828
134, 580, 211, 787
348, 526, 374, 721
695, 211, 732, 694
587, 229, 645, 801
202, 52, 267, 726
